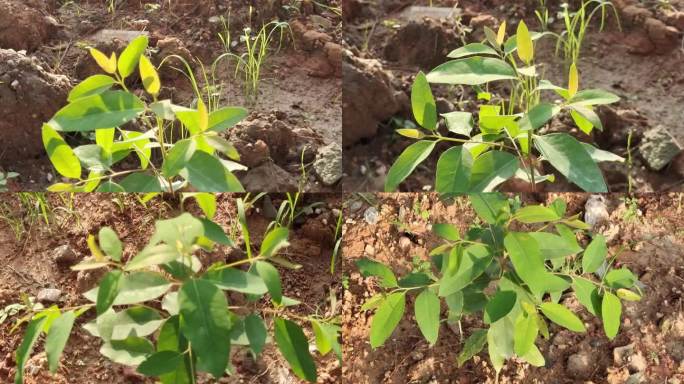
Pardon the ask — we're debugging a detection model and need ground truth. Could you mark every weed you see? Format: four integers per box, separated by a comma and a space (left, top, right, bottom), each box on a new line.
385, 20, 624, 193
0, 171, 18, 192
13, 204, 341, 384
42, 36, 247, 192
357, 194, 642, 379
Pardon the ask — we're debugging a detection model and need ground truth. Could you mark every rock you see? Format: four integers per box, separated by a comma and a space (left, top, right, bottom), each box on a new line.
639, 126, 682, 170
567, 351, 595, 380
436, 97, 454, 114
234, 117, 296, 163
0, 49, 69, 166
398, 6, 457, 21
644, 17, 680, 51
614, 343, 636, 365
52, 244, 79, 267
470, 14, 498, 30
620, 5, 653, 28
0, 0, 56, 51
383, 19, 460, 69
313, 143, 342, 186
665, 11, 684, 30
398, 236, 412, 251
324, 42, 343, 77
89, 29, 150, 44
36, 288, 61, 304
585, 195, 610, 228
342, 56, 400, 146
240, 162, 298, 192
629, 352, 648, 373
364, 206, 379, 224
364, 243, 375, 256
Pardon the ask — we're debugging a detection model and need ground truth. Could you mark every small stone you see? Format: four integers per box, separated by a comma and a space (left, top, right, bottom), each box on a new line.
640, 126, 682, 171
36, 288, 62, 304
349, 200, 363, 212
585, 195, 609, 228
10, 80, 19, 89
398, 236, 412, 251
364, 243, 375, 256
313, 142, 342, 186
567, 351, 595, 380
629, 352, 648, 373
52, 244, 79, 266
364, 207, 379, 224
614, 343, 636, 365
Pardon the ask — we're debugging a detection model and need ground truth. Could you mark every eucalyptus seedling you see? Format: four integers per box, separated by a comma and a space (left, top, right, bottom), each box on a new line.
13, 207, 341, 383
385, 20, 624, 193
43, 36, 248, 192
358, 194, 642, 379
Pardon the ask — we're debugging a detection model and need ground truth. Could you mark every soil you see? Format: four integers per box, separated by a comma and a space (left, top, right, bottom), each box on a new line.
341, 192, 684, 383
342, 0, 684, 193
0, 193, 343, 383
0, 0, 342, 192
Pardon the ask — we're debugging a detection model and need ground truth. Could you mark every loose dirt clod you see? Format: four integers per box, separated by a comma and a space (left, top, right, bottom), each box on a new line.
314, 142, 342, 186
0, 49, 69, 166
640, 126, 682, 171
0, 0, 56, 52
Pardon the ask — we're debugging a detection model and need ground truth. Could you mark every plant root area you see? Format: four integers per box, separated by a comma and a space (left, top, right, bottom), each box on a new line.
0, 193, 342, 383
342, 0, 684, 193
341, 192, 684, 383
0, 0, 342, 192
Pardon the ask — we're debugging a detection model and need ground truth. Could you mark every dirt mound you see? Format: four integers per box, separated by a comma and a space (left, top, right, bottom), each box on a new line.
342, 55, 402, 146
0, 0, 57, 52
0, 49, 69, 166
383, 18, 462, 69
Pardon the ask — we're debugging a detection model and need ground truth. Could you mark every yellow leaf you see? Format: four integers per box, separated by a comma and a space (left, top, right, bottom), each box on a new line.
139, 55, 161, 96
568, 62, 579, 98
396, 128, 424, 139
87, 234, 107, 261
90, 48, 117, 74
496, 21, 507, 46
516, 21, 533, 64
197, 99, 208, 132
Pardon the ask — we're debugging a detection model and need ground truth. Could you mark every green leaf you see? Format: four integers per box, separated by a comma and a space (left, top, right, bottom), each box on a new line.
513, 313, 538, 356
583, 234, 607, 273
245, 314, 267, 356
456, 329, 487, 367
438, 244, 493, 297
568, 89, 620, 106
97, 270, 123, 315
203, 268, 268, 295
469, 193, 510, 224
435, 146, 473, 195
118, 35, 149, 79
504, 232, 570, 295
68, 74, 116, 101
208, 107, 248, 132
119, 130, 151, 169
49, 91, 145, 132
370, 292, 405, 348
45, 311, 75, 373
616, 288, 641, 302
14, 317, 46, 384
535, 133, 607, 192
528, 232, 581, 259
162, 139, 196, 178
447, 43, 499, 58
311, 320, 342, 360
260, 227, 289, 257
427, 57, 517, 85
99, 227, 122, 261
85, 271, 172, 305
582, 143, 625, 163
384, 141, 436, 191
415, 289, 440, 346
602, 291, 622, 340
516, 20, 534, 64
100, 336, 154, 365
573, 278, 602, 316
513, 205, 561, 223
119, 173, 163, 192
182, 151, 244, 192
255, 261, 282, 304
484, 291, 517, 324
179, 279, 231, 378
442, 111, 474, 136
539, 303, 586, 332
125, 244, 180, 271
469, 150, 518, 192
355, 258, 398, 288
518, 102, 560, 131
110, 307, 164, 340
273, 317, 317, 382
411, 72, 437, 130
433, 223, 460, 241
137, 350, 184, 376
198, 218, 233, 246
42, 124, 81, 179
604, 268, 637, 289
